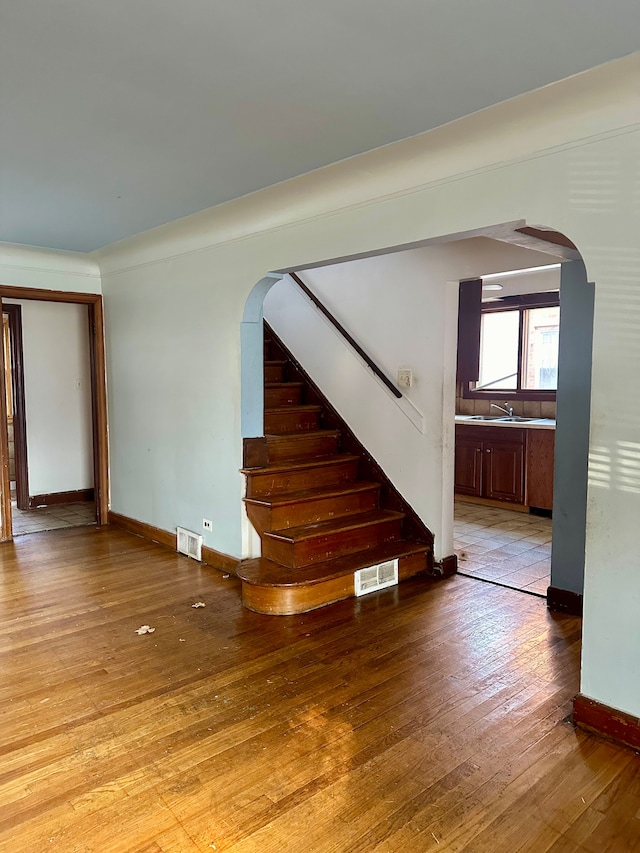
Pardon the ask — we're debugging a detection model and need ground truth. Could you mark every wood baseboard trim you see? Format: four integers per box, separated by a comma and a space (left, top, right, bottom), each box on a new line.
108, 510, 176, 550
434, 554, 458, 578
29, 488, 95, 508
202, 545, 239, 574
108, 511, 239, 575
573, 694, 640, 752
547, 585, 583, 616
454, 495, 530, 513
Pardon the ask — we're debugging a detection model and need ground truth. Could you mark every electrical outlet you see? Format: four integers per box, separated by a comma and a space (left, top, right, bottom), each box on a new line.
202, 518, 212, 531
397, 369, 413, 389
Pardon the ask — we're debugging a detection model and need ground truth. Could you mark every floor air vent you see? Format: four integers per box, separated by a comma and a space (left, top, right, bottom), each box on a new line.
177, 527, 203, 561
354, 559, 399, 596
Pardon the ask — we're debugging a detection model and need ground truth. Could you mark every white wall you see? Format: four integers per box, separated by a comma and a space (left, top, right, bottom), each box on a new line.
0, 242, 101, 294
94, 56, 640, 718
264, 239, 557, 560
6, 300, 94, 496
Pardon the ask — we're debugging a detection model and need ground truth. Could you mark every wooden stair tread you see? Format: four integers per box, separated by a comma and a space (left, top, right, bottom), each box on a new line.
238, 540, 430, 588
264, 429, 340, 442
244, 481, 380, 508
264, 382, 304, 389
241, 454, 359, 476
264, 360, 287, 366
266, 509, 404, 544
264, 404, 321, 414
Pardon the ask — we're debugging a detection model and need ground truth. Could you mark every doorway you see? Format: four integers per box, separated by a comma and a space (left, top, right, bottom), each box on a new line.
454, 264, 559, 595
454, 255, 593, 606
0, 287, 108, 541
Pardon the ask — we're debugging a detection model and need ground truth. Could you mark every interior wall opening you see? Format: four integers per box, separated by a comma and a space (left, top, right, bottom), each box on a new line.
241, 223, 593, 613
0, 287, 109, 542
454, 249, 593, 610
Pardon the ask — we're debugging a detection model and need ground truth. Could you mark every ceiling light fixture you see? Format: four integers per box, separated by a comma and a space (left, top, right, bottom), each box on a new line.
482, 283, 503, 291
483, 263, 561, 280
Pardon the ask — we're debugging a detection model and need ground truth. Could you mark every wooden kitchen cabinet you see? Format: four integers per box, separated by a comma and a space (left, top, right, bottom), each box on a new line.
455, 423, 555, 509
454, 435, 483, 497
454, 426, 526, 505
526, 429, 555, 510
484, 439, 525, 503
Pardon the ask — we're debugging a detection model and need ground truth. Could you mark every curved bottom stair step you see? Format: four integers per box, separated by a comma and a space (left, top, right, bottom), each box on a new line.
238, 541, 432, 615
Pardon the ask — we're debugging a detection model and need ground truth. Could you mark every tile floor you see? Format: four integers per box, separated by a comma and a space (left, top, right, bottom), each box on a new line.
454, 499, 551, 596
11, 500, 96, 536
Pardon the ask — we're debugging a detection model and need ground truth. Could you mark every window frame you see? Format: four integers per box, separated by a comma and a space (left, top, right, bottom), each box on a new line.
463, 291, 560, 402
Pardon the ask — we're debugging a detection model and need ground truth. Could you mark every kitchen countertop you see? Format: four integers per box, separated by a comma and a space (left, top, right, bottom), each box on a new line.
455, 415, 555, 430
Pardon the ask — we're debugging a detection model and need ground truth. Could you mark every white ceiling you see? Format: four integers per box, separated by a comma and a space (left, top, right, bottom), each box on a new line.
2, 1, 639, 253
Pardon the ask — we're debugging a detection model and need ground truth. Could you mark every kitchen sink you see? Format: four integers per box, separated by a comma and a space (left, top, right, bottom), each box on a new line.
466, 415, 539, 423
467, 415, 503, 420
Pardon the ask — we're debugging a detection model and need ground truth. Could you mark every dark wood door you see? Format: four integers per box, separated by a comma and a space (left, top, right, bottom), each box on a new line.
454, 437, 483, 497
484, 440, 524, 504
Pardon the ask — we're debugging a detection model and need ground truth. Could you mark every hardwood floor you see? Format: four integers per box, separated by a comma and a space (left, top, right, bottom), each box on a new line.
0, 526, 638, 852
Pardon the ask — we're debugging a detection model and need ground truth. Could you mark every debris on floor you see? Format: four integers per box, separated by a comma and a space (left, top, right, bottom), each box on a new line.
192, 601, 206, 608
135, 625, 156, 634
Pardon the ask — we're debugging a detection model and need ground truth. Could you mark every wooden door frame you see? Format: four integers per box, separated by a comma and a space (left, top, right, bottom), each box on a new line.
0, 287, 109, 541
2, 304, 29, 509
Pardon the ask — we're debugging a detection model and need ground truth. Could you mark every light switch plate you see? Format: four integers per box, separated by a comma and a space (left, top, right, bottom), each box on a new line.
397, 369, 413, 389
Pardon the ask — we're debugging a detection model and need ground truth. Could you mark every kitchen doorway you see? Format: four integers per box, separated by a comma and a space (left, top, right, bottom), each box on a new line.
454, 263, 559, 596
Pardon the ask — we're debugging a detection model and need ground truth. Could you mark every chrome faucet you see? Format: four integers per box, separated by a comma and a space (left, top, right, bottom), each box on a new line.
491, 402, 514, 417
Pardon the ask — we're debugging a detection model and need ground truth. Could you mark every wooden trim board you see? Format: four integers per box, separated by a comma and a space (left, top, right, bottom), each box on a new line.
108, 511, 177, 550
108, 511, 239, 574
573, 694, 640, 752
202, 544, 239, 574
454, 494, 530, 513
0, 286, 102, 304
88, 298, 109, 526
2, 304, 29, 509
547, 585, 583, 616
29, 488, 94, 508
0, 299, 11, 540
435, 554, 458, 578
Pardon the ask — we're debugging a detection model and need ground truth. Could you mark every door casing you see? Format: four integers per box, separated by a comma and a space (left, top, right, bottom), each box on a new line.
0, 287, 109, 541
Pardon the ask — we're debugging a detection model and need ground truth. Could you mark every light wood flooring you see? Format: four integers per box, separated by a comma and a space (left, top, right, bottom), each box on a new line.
1, 526, 638, 852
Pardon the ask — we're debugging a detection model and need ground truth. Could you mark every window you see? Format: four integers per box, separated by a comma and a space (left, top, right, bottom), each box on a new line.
465, 292, 559, 400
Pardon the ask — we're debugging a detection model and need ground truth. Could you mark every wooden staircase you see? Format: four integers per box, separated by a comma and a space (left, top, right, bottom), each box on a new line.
237, 325, 434, 615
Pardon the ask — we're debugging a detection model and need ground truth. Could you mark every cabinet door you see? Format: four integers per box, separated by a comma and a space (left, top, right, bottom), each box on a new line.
484, 441, 524, 504
454, 438, 483, 497
526, 429, 555, 510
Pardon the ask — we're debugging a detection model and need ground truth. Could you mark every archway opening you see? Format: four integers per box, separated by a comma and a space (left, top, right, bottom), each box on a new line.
241, 223, 592, 612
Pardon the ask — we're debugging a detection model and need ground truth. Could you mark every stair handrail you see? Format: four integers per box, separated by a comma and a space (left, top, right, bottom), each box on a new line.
288, 272, 402, 399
